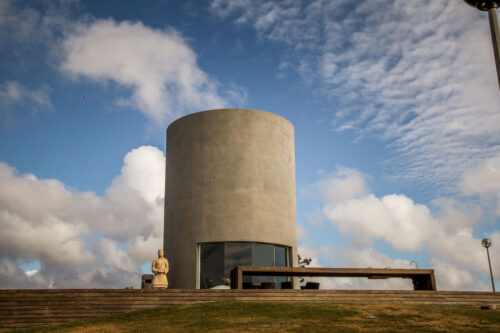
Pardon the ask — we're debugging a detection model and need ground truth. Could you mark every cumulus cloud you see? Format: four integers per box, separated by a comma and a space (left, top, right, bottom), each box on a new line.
298, 245, 414, 290
109, 145, 166, 206
60, 19, 232, 124
302, 166, 498, 290
430, 258, 482, 291
325, 194, 433, 251
315, 167, 369, 203
211, 0, 500, 189
0, 146, 165, 288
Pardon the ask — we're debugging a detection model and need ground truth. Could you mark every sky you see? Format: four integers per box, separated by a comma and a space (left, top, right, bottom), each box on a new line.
0, 0, 499, 290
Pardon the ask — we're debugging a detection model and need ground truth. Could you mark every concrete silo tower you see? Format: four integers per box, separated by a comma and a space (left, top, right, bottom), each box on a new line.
164, 108, 298, 289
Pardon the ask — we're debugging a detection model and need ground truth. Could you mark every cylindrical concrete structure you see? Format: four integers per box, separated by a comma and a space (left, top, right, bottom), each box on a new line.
164, 108, 297, 289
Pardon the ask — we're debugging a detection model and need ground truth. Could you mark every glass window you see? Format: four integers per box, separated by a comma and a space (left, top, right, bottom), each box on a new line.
199, 242, 291, 289
274, 245, 288, 287
224, 242, 251, 278
199, 243, 224, 289
252, 243, 275, 266
252, 243, 275, 285
274, 245, 287, 267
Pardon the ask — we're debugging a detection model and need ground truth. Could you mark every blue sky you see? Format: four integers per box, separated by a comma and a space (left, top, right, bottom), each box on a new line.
0, 0, 499, 290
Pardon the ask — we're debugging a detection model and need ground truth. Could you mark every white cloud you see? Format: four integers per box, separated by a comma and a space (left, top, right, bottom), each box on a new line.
0, 146, 165, 288
0, 0, 75, 48
60, 19, 231, 124
211, 0, 500, 189
0, 81, 50, 107
315, 167, 369, 203
128, 234, 164, 264
430, 259, 485, 291
0, 259, 48, 289
304, 166, 499, 290
109, 146, 166, 204
0, 81, 52, 121
97, 238, 137, 273
460, 155, 500, 216
324, 194, 433, 251
298, 245, 414, 290
2, 1, 246, 124
24, 270, 38, 277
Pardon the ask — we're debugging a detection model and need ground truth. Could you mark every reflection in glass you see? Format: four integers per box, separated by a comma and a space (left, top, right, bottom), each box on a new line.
199, 243, 224, 289
274, 245, 288, 287
252, 243, 274, 285
224, 243, 252, 278
198, 242, 291, 289
275, 246, 286, 267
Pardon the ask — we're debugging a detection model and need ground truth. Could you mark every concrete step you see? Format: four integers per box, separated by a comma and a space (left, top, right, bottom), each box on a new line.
2, 289, 497, 294
0, 294, 461, 301
1, 290, 498, 300
1, 291, 498, 299
1, 289, 499, 331
2, 294, 499, 302
0, 290, 495, 296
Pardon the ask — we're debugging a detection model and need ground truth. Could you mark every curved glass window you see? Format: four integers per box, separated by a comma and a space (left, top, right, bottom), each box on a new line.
198, 242, 290, 289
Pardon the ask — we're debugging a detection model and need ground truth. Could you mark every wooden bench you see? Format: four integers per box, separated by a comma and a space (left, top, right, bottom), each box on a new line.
230, 266, 436, 291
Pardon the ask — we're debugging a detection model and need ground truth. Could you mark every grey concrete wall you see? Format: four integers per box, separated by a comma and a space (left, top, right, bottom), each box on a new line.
164, 108, 297, 289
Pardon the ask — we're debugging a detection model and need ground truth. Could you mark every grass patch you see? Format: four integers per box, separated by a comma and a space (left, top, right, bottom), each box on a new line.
9, 302, 500, 333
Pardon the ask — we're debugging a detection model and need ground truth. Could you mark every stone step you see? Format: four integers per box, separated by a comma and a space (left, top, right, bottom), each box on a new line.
1, 289, 499, 331
0, 298, 500, 308
2, 298, 499, 307
1, 298, 498, 307
1, 293, 499, 300
1, 291, 498, 298
0, 289, 500, 297
0, 292, 500, 300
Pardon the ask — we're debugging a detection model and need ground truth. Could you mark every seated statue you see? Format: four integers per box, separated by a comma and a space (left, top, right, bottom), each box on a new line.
152, 249, 169, 288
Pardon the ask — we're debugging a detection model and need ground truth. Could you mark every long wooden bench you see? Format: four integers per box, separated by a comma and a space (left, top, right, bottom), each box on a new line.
230, 266, 437, 290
